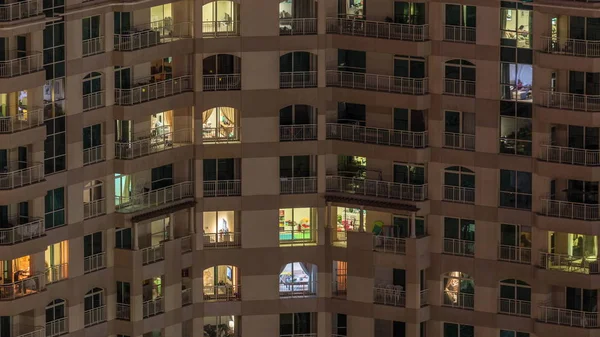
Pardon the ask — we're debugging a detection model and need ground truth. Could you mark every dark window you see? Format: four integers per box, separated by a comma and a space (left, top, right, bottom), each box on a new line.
84, 232, 103, 257
499, 170, 532, 209
338, 49, 366, 72
45, 187, 65, 229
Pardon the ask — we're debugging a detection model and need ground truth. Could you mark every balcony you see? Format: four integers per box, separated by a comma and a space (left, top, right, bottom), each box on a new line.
203, 126, 240, 143
443, 132, 475, 151
443, 291, 474, 310
114, 20, 192, 51
84, 199, 105, 219
444, 25, 476, 44
203, 232, 241, 249
420, 289, 428, 306
203, 284, 241, 301
326, 17, 429, 41
0, 108, 43, 134
280, 124, 317, 141
498, 245, 531, 264
279, 18, 317, 35
280, 177, 317, 194
326, 70, 428, 95
10, 325, 45, 337
442, 185, 474, 204
114, 128, 192, 159
82, 91, 104, 111
142, 297, 164, 318
84, 306, 106, 327
114, 75, 193, 106
202, 20, 240, 37
182, 288, 192, 306
114, 181, 194, 213
0, 162, 44, 189
203, 180, 241, 197
539, 90, 600, 112
538, 306, 600, 328
0, 51, 42, 78
540, 251, 599, 274
280, 71, 317, 88
326, 175, 428, 201
82, 37, 104, 57
181, 235, 192, 253
443, 79, 476, 97
83, 252, 105, 273
373, 285, 405, 307
443, 238, 474, 257
46, 318, 67, 337
373, 235, 406, 255
116, 303, 130, 320
142, 243, 164, 265
326, 123, 428, 148
203, 74, 241, 91
45, 263, 68, 284
0, 273, 45, 300
498, 298, 531, 317
279, 281, 316, 298
540, 144, 600, 166
0, 0, 43, 22
0, 217, 44, 245
332, 280, 347, 298
540, 199, 599, 221
83, 145, 105, 166
541, 36, 600, 58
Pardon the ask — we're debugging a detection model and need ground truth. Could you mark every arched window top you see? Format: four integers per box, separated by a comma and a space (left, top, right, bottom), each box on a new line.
446, 166, 474, 173
84, 72, 102, 79
86, 287, 104, 295
47, 299, 66, 307
279, 262, 317, 296
443, 271, 472, 279
446, 59, 475, 67
500, 279, 529, 286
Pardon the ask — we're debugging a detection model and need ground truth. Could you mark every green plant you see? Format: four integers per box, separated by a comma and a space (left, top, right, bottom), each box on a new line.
204, 324, 234, 337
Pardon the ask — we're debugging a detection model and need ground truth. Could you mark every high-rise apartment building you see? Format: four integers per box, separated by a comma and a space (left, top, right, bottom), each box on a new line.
0, 0, 598, 336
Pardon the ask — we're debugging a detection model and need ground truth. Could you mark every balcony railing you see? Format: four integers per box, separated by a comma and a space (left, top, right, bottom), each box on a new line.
82, 91, 104, 111
326, 17, 429, 41
0, 108, 43, 133
280, 18, 317, 35
204, 179, 241, 197
83, 252, 105, 273
0, 217, 44, 245
46, 318, 67, 337
0, 273, 45, 300
498, 298, 531, 317
326, 123, 428, 148
84, 199, 105, 220
0, 162, 44, 189
142, 243, 165, 265
332, 280, 347, 297
280, 177, 317, 194
204, 284, 241, 301
373, 286, 405, 307
11, 325, 45, 337
181, 235, 192, 253
203, 232, 241, 249
143, 297, 164, 318
45, 263, 68, 284
115, 75, 193, 105
114, 128, 192, 159
203, 74, 241, 91
280, 124, 318, 141
539, 306, 600, 328
443, 291, 474, 310
83, 145, 105, 165
116, 303, 130, 320
443, 238, 475, 256
326, 70, 428, 95
82, 37, 104, 57
442, 185, 475, 204
202, 20, 240, 37
373, 235, 406, 254
114, 20, 192, 51
444, 25, 476, 43
0, 51, 42, 77
203, 126, 240, 143
541, 36, 600, 58
0, 0, 42, 22
540, 144, 600, 166
443, 132, 475, 151
540, 251, 600, 274
280, 71, 317, 88
540, 199, 599, 221
182, 287, 192, 305
539, 90, 600, 112
326, 175, 428, 201
420, 289, 428, 306
279, 281, 317, 298
115, 181, 194, 213
84, 306, 106, 327
444, 79, 476, 97
498, 245, 531, 264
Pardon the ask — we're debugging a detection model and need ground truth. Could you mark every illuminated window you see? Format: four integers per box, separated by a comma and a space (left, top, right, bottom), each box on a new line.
279, 208, 316, 243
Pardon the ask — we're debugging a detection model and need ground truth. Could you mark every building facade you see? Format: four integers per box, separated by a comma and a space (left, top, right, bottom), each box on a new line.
0, 0, 597, 336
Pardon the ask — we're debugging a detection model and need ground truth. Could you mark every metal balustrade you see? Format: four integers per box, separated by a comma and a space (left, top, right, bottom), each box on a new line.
443, 185, 475, 204
142, 243, 165, 265
373, 235, 406, 254
114, 75, 193, 105
280, 177, 317, 194
203, 180, 241, 197
204, 284, 241, 301
326, 123, 428, 148
0, 108, 43, 133
373, 286, 405, 307
443, 291, 474, 309
45, 318, 67, 337
540, 144, 600, 166
83, 144, 105, 166
541, 36, 600, 58
279, 281, 316, 298
115, 181, 194, 213
420, 289, 429, 306
279, 18, 317, 35
84, 199, 105, 219
203, 74, 241, 91
182, 288, 192, 305
443, 238, 475, 256
202, 20, 240, 37
82, 91, 104, 111
83, 252, 105, 273
332, 280, 347, 297
443, 132, 475, 151
444, 25, 476, 43
0, 0, 42, 21
326, 175, 428, 201
0, 51, 42, 77
540, 251, 600, 274
0, 162, 44, 189
498, 245, 531, 264
11, 325, 45, 337
280, 124, 318, 141
114, 20, 192, 51
181, 235, 192, 253
143, 297, 164, 318
326, 17, 429, 41
539, 90, 600, 112
203, 232, 241, 249
203, 126, 240, 143
114, 128, 192, 159
116, 303, 130, 320
541, 199, 600, 220
82, 37, 104, 57
539, 306, 600, 328
444, 79, 476, 97
84, 306, 106, 327
45, 263, 68, 284
326, 70, 428, 95
280, 71, 317, 88
0, 217, 44, 245
498, 298, 531, 317
0, 273, 45, 300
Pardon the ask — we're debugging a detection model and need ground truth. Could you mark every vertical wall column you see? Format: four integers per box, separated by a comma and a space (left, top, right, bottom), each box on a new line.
410, 212, 416, 238
359, 206, 365, 232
